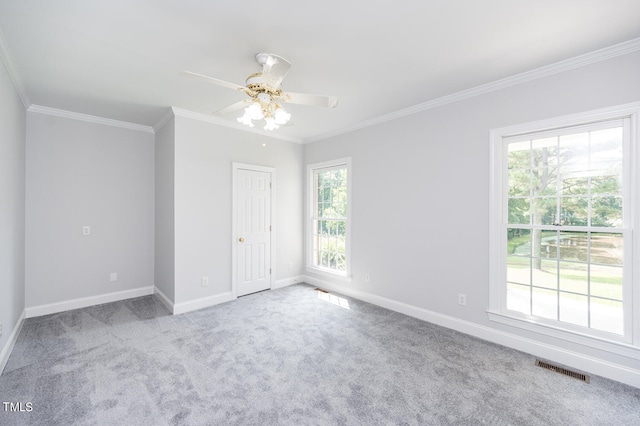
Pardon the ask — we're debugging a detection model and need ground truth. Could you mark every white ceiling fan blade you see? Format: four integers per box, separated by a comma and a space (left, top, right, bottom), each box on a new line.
284, 92, 338, 108
180, 71, 246, 92
256, 53, 291, 88
213, 99, 251, 116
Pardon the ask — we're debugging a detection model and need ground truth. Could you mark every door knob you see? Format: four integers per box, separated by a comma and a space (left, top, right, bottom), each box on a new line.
239, 237, 244, 242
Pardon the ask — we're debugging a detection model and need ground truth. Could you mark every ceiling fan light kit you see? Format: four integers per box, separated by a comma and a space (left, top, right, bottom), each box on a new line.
237, 89, 292, 130
182, 53, 337, 131
237, 101, 291, 130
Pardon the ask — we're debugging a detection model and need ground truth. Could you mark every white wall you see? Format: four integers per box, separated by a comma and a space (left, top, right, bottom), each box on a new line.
154, 116, 175, 302
173, 114, 304, 305
0, 55, 26, 365
25, 112, 155, 311
304, 51, 640, 374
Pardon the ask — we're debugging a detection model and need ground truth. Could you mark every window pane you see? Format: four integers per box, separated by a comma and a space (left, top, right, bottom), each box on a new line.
590, 298, 623, 335
533, 230, 557, 260
590, 169, 621, 196
590, 233, 623, 265
507, 141, 530, 168
591, 196, 622, 227
558, 231, 588, 262
561, 176, 589, 195
590, 265, 623, 300
321, 251, 329, 268
560, 196, 588, 226
532, 287, 557, 320
532, 197, 556, 225
507, 228, 530, 256
559, 131, 589, 162
531, 173, 557, 197
508, 198, 530, 224
508, 168, 530, 197
507, 256, 530, 285
507, 283, 530, 315
559, 261, 588, 294
532, 259, 557, 290
532, 137, 558, 168
559, 292, 588, 327
590, 128, 622, 163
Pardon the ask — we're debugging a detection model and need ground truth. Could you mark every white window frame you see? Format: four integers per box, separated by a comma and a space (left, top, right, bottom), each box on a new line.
489, 102, 640, 358
306, 158, 352, 282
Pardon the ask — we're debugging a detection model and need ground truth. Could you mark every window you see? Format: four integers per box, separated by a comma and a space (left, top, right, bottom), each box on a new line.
489, 103, 640, 351
307, 158, 351, 279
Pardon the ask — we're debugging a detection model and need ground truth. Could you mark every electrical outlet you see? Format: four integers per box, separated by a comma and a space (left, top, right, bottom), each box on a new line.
458, 293, 467, 306
364, 273, 370, 283
82, 226, 91, 236
110, 272, 118, 282
288, 261, 293, 270
201, 276, 209, 287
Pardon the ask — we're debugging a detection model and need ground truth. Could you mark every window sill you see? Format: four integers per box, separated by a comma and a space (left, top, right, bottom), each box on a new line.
305, 266, 352, 284
487, 310, 640, 360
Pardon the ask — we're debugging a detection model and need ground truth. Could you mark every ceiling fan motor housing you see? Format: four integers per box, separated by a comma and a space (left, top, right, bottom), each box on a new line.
245, 72, 264, 86
245, 72, 284, 102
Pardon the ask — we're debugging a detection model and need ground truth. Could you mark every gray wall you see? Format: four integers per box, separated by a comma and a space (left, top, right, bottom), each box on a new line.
25, 112, 155, 308
304, 50, 640, 369
173, 115, 304, 304
154, 116, 175, 301
0, 57, 26, 355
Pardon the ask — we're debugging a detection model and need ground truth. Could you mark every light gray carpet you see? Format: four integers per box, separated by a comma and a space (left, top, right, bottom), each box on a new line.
1, 283, 639, 425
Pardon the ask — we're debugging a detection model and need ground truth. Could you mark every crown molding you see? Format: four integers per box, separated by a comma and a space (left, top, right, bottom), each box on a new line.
171, 107, 303, 144
153, 107, 175, 132
27, 105, 154, 133
305, 37, 640, 144
0, 25, 30, 108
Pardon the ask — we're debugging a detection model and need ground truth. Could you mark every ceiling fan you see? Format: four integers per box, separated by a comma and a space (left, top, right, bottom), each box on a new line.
181, 53, 338, 130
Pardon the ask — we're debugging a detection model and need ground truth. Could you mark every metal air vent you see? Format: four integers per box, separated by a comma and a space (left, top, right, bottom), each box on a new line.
536, 359, 590, 383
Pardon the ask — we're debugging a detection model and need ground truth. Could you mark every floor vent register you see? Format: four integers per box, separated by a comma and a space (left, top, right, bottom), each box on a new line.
535, 359, 590, 383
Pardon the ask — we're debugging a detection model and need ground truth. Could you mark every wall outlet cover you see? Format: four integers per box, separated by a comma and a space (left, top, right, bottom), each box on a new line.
458, 293, 467, 306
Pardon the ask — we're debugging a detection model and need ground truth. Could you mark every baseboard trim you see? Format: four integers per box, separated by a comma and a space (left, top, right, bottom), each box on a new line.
153, 287, 175, 314
273, 275, 304, 290
25, 286, 155, 318
302, 275, 640, 389
173, 291, 235, 315
0, 309, 26, 375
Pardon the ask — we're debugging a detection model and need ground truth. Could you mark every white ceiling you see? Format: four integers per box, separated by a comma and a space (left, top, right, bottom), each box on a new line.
1, 0, 639, 142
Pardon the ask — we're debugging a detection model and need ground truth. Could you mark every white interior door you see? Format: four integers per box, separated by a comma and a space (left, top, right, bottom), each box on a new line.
236, 168, 272, 296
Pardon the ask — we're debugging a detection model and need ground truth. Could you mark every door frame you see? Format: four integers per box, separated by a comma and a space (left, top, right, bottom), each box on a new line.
231, 162, 276, 298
